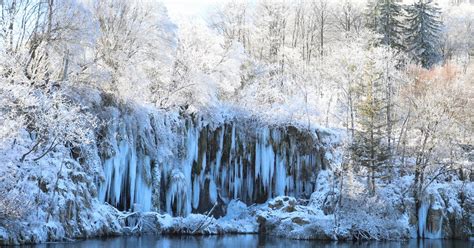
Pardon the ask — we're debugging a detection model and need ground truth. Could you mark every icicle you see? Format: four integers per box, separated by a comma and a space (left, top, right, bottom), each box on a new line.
166, 169, 187, 216
245, 148, 253, 201
233, 160, 241, 199
135, 155, 152, 212
418, 202, 429, 238
275, 154, 286, 196
231, 124, 236, 149
221, 166, 227, 197
259, 127, 275, 198
192, 176, 200, 209
209, 179, 217, 204
213, 128, 224, 180
255, 136, 261, 182
98, 116, 156, 212
99, 158, 114, 203
129, 146, 137, 210
182, 125, 198, 216
113, 140, 128, 206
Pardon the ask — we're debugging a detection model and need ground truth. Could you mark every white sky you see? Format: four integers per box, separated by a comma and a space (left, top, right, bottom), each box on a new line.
160, 0, 459, 21
161, 0, 220, 21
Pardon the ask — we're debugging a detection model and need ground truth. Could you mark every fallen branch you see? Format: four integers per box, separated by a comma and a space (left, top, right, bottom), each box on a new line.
191, 202, 218, 234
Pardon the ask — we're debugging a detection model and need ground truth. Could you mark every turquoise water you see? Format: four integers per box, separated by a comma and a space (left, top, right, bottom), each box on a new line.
31, 235, 472, 248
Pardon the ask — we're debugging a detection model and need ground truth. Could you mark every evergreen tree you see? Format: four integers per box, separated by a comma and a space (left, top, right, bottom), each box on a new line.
365, 0, 404, 50
365, 0, 379, 32
377, 0, 404, 49
351, 57, 390, 196
404, 0, 443, 68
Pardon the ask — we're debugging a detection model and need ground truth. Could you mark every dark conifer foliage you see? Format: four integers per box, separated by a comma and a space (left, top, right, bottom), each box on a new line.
404, 0, 443, 68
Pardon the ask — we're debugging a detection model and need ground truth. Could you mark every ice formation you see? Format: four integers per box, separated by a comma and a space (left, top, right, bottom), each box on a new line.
418, 201, 444, 239
98, 113, 328, 216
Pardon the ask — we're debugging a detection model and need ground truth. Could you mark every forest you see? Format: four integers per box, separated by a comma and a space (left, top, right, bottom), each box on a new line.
0, 0, 472, 245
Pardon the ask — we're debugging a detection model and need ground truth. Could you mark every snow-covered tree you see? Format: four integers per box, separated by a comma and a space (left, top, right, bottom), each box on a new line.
0, 81, 97, 162
373, 0, 405, 50
399, 63, 472, 237
404, 0, 443, 68
0, 0, 90, 83
155, 20, 244, 109
440, 4, 474, 71
209, 1, 252, 50
333, 0, 365, 37
87, 0, 176, 102
351, 53, 391, 196
311, 0, 331, 57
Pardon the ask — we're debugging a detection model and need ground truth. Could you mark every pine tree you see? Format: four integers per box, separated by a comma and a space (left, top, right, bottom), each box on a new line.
351, 57, 390, 196
377, 0, 404, 49
365, 0, 404, 50
404, 0, 443, 68
365, 0, 379, 32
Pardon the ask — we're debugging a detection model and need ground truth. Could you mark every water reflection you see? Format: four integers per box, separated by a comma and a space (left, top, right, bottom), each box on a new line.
30, 235, 472, 248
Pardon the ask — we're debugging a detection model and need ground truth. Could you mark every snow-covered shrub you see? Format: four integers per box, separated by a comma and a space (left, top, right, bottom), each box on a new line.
0, 81, 97, 163
0, 163, 33, 221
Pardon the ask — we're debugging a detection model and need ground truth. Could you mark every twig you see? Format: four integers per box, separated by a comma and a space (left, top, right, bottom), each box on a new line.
33, 136, 58, 161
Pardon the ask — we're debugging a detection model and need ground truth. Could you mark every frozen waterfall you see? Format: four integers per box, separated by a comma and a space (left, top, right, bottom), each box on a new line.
98, 114, 329, 216
418, 201, 444, 239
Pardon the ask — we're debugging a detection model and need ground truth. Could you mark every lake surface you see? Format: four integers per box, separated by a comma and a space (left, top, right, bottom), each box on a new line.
29, 235, 472, 248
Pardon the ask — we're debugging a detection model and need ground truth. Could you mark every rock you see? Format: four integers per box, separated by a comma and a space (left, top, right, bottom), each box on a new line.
70, 171, 87, 183
301, 223, 335, 240
257, 215, 267, 233
322, 192, 338, 215
291, 217, 310, 225
283, 198, 297, 212
426, 207, 443, 235
268, 196, 297, 212
0, 227, 9, 245
268, 199, 284, 210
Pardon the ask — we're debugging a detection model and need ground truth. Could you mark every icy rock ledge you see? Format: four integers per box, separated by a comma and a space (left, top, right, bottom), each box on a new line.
114, 194, 410, 241
107, 197, 341, 240
256, 196, 336, 240
116, 200, 259, 235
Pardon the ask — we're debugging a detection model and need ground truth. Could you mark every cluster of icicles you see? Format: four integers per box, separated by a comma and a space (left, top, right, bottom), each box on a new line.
418, 201, 444, 239
98, 114, 326, 217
